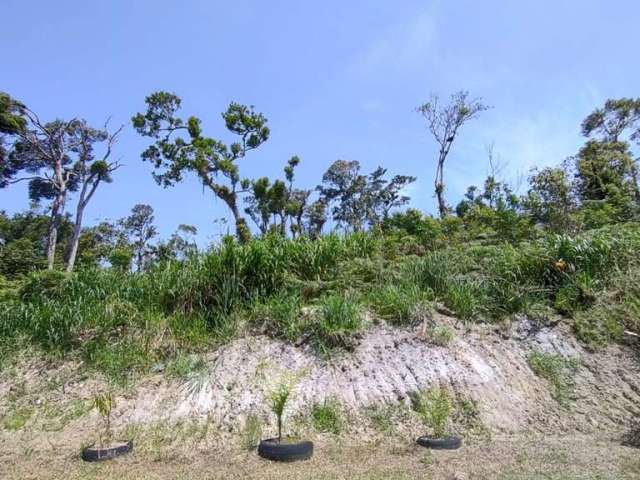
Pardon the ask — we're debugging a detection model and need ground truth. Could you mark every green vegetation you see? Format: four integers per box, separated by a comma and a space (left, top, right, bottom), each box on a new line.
412, 387, 453, 438
240, 414, 263, 450
527, 351, 580, 404
0, 91, 639, 383
310, 400, 343, 434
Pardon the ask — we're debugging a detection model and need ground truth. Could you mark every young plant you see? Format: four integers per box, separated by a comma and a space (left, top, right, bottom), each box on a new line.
267, 375, 299, 442
93, 392, 115, 447
413, 387, 452, 438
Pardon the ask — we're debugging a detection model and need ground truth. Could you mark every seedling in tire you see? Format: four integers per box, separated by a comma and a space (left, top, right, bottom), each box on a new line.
257, 373, 313, 462
413, 387, 462, 450
81, 392, 133, 462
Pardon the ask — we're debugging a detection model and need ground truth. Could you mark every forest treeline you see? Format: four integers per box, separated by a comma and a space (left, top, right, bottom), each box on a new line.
0, 91, 639, 379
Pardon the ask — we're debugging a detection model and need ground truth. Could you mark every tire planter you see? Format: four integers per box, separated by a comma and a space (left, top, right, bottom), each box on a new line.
416, 435, 462, 450
81, 440, 133, 462
257, 438, 314, 462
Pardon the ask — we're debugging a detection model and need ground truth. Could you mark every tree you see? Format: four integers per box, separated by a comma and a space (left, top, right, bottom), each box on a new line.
524, 166, 576, 232
302, 199, 327, 239
0, 92, 26, 174
133, 92, 270, 243
318, 160, 415, 232
66, 121, 122, 272
4, 114, 81, 269
581, 98, 640, 203
574, 140, 637, 224
121, 204, 157, 271
417, 91, 489, 217
319, 160, 367, 231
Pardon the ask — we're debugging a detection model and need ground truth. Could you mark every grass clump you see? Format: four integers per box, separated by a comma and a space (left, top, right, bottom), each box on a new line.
250, 293, 303, 341
367, 284, 431, 326
310, 399, 343, 434
427, 325, 455, 347
527, 351, 579, 404
310, 293, 363, 353
240, 414, 262, 450
412, 387, 453, 438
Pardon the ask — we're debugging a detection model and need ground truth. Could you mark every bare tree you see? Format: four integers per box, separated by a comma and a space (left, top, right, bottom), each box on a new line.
66, 121, 123, 272
417, 91, 489, 217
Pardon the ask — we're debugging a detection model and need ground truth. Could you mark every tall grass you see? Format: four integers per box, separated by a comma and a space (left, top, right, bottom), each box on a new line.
1, 223, 639, 378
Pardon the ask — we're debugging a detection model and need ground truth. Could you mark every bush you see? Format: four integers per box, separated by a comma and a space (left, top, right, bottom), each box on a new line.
412, 387, 453, 438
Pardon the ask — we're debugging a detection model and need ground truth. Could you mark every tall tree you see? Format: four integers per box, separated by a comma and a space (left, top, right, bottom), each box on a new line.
0, 92, 26, 175
417, 91, 489, 217
4, 110, 85, 269
524, 166, 576, 232
133, 92, 269, 243
581, 98, 640, 203
121, 204, 157, 271
66, 121, 122, 272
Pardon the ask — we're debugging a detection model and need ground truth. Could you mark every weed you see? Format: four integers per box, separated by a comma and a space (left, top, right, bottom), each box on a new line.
240, 414, 262, 450
527, 351, 579, 404
2, 407, 33, 431
367, 284, 431, 326
310, 399, 343, 434
428, 325, 454, 347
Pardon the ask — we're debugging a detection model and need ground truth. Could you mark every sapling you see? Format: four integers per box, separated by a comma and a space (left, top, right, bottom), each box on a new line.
93, 392, 115, 447
268, 379, 293, 442
414, 387, 452, 438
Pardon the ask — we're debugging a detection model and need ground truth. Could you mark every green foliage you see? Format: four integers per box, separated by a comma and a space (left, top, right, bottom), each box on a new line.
93, 392, 114, 446
310, 399, 343, 435
312, 293, 363, 353
428, 325, 454, 347
412, 387, 453, 438
267, 373, 301, 442
251, 293, 303, 341
527, 351, 579, 404
367, 283, 431, 326
240, 414, 263, 450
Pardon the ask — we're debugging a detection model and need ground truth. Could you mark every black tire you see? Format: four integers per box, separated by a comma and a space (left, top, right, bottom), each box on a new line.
416, 435, 462, 450
258, 438, 314, 462
81, 440, 133, 462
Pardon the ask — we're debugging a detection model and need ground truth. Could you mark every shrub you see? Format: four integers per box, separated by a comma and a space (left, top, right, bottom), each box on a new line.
412, 387, 453, 438
310, 399, 343, 434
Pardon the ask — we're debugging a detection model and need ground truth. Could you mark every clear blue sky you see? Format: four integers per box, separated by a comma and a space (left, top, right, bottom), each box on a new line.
2, 0, 638, 245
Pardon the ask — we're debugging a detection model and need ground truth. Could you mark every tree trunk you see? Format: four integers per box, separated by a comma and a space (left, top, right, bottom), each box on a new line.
46, 192, 65, 270
435, 156, 447, 218
66, 204, 85, 272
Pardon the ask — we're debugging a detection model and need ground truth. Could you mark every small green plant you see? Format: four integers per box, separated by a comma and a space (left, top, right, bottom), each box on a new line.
412, 387, 453, 438
429, 325, 454, 347
310, 400, 343, 434
240, 413, 263, 450
93, 392, 115, 446
527, 351, 579, 404
267, 375, 299, 442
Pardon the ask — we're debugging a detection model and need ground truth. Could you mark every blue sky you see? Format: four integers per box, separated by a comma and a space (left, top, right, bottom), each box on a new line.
2, 0, 639, 245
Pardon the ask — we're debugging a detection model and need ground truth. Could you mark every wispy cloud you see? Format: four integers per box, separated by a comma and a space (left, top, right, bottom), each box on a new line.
352, 3, 441, 77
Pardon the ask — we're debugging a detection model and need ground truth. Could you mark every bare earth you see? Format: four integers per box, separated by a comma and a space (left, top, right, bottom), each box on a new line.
2, 316, 640, 479
2, 434, 639, 480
